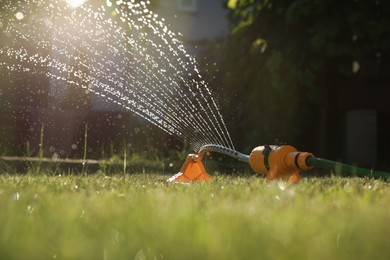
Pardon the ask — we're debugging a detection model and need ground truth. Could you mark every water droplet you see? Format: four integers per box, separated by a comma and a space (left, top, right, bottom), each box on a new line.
66, 0, 87, 8
15, 12, 24, 20
352, 61, 360, 74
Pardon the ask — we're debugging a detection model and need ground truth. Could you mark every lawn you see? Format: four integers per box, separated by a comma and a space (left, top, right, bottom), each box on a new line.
1, 173, 390, 259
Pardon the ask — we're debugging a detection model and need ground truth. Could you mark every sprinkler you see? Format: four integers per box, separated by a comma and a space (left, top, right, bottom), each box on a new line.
168, 144, 390, 182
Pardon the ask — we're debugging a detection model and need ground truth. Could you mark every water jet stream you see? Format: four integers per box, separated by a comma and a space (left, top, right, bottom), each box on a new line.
0, 0, 234, 152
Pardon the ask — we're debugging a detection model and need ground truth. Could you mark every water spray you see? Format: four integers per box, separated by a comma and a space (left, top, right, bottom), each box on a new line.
168, 144, 390, 182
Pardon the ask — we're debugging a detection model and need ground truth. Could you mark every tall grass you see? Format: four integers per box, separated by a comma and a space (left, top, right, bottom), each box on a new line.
0, 173, 389, 259
32, 124, 45, 175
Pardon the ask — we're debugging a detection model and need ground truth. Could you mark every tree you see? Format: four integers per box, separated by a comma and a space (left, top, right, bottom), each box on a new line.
213, 0, 390, 153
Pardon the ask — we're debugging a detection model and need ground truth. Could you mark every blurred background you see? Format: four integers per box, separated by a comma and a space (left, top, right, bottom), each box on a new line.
1, 0, 389, 170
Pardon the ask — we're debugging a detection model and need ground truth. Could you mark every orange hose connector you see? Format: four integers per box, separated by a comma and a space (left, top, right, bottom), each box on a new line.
249, 145, 314, 182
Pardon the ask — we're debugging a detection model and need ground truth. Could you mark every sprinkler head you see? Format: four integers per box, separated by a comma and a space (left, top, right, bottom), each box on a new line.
248, 145, 314, 182
168, 144, 315, 183
167, 154, 211, 183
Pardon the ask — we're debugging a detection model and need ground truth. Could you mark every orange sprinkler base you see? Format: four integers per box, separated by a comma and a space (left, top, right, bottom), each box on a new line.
167, 154, 212, 182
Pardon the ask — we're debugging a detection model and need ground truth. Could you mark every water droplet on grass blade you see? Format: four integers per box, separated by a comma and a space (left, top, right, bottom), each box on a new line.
27, 205, 35, 214
278, 182, 286, 191
13, 192, 20, 200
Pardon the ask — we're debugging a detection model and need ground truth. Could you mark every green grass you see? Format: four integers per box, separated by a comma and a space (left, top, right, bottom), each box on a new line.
1, 173, 390, 259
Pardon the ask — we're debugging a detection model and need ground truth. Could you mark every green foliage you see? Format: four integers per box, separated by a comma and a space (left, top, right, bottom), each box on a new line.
0, 174, 390, 259
214, 0, 389, 148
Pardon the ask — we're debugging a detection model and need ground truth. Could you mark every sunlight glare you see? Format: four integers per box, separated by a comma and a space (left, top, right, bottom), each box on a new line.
66, 0, 88, 8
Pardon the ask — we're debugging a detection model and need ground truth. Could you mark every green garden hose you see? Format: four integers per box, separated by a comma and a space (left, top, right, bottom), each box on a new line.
306, 157, 390, 179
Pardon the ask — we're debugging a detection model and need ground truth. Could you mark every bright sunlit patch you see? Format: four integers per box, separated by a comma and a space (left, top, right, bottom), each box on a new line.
227, 0, 237, 9
66, 0, 88, 8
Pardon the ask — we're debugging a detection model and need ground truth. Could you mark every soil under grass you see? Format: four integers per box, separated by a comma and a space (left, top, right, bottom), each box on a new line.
0, 173, 389, 259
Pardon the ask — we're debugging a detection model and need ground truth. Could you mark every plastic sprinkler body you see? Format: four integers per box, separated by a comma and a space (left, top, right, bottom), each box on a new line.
248, 145, 314, 182
167, 153, 211, 182
168, 144, 315, 183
